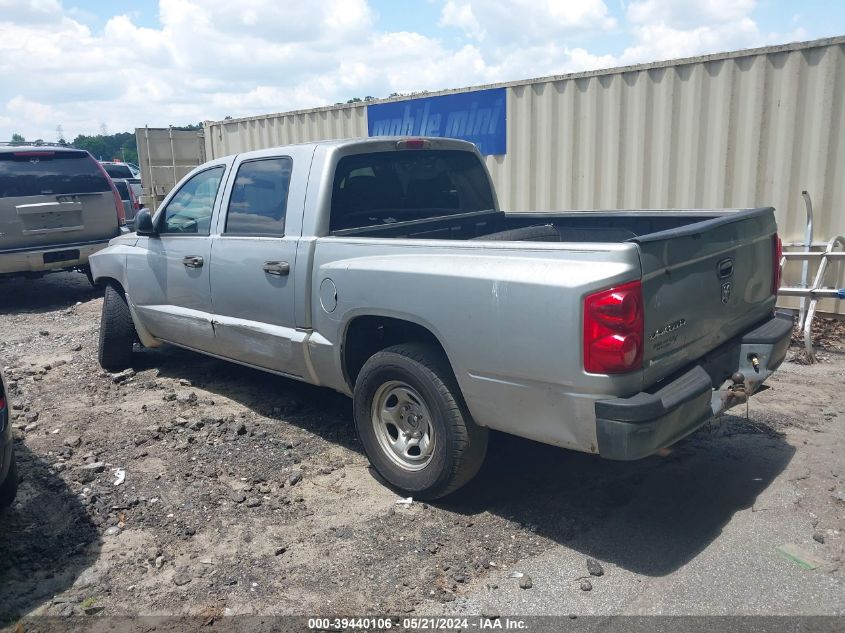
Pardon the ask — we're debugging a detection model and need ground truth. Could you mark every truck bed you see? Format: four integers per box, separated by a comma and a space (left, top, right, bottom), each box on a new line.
328, 205, 779, 394
329, 208, 761, 244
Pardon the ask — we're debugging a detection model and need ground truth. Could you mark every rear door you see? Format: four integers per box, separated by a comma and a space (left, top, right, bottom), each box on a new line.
209, 148, 310, 377
127, 162, 229, 353
0, 149, 119, 252
636, 208, 779, 385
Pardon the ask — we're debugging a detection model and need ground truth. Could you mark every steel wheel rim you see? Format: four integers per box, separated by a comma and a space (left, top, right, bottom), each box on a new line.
371, 380, 436, 472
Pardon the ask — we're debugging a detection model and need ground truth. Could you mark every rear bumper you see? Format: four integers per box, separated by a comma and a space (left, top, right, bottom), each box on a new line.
0, 239, 112, 275
595, 311, 793, 460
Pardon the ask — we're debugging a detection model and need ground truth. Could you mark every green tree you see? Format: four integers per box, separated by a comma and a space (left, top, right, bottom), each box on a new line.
172, 123, 202, 131
10, 133, 25, 143
71, 131, 138, 164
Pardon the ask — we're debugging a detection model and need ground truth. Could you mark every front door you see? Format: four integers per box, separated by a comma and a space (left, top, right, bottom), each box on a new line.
209, 152, 308, 377
128, 164, 227, 354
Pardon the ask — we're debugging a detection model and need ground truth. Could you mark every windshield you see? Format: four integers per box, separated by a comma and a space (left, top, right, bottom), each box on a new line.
330, 150, 494, 231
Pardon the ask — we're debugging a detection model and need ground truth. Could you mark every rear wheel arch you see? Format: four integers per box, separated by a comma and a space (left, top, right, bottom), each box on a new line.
342, 315, 457, 390
94, 275, 125, 294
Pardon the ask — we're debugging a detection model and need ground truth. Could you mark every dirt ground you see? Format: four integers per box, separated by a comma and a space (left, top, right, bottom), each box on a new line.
0, 272, 843, 624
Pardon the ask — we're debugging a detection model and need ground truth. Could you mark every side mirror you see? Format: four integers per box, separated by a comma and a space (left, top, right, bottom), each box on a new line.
135, 209, 157, 236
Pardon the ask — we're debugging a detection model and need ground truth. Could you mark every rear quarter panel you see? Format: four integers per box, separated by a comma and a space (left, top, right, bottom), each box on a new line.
309, 238, 643, 451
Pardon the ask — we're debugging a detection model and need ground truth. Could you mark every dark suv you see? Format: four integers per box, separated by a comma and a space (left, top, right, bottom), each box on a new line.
0, 144, 126, 279
0, 370, 16, 510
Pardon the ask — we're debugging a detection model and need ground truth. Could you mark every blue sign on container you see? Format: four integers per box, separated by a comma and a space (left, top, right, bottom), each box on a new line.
367, 87, 507, 155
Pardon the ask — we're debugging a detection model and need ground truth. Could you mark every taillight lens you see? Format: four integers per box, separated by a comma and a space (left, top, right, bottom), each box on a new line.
92, 158, 126, 227
0, 396, 6, 411
129, 186, 140, 210
584, 280, 644, 374
772, 234, 782, 296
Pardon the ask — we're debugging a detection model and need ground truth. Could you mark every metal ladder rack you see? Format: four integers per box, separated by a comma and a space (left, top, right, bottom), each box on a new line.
778, 191, 845, 361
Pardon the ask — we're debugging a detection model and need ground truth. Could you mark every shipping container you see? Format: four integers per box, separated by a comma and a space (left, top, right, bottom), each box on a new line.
136, 126, 206, 208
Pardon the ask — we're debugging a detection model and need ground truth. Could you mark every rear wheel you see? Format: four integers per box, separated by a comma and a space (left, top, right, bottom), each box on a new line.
98, 283, 136, 371
353, 343, 487, 499
0, 457, 18, 510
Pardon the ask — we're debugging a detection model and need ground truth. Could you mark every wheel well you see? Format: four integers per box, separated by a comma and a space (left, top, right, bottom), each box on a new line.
97, 276, 125, 293
343, 316, 446, 388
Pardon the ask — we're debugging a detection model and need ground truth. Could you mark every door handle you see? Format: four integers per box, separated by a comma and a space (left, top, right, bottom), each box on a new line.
182, 255, 204, 268
263, 261, 290, 276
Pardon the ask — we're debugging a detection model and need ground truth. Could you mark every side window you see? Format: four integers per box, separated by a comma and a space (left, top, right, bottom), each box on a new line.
225, 157, 292, 236
159, 166, 224, 235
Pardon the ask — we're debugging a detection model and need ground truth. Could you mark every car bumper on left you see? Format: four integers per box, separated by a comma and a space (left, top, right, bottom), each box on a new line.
0, 240, 112, 275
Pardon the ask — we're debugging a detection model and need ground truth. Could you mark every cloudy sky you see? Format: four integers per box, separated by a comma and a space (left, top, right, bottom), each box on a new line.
0, 0, 842, 142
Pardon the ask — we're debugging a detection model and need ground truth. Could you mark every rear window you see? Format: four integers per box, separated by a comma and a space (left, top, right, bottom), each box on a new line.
0, 151, 111, 198
102, 163, 134, 179
330, 150, 495, 231
113, 180, 130, 200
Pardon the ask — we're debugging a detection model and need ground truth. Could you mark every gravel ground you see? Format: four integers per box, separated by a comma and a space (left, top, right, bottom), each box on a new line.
0, 272, 843, 624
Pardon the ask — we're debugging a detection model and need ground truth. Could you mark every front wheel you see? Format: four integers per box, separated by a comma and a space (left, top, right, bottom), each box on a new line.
353, 343, 488, 500
98, 284, 137, 371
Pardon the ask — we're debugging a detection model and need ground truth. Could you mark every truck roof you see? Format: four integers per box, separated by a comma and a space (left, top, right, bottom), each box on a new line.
233, 136, 478, 161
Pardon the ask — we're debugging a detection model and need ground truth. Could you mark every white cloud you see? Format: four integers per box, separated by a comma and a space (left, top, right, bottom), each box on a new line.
0, 0, 819, 142
620, 18, 763, 65
439, 0, 617, 44
627, 0, 757, 29
439, 1, 484, 40
619, 0, 765, 64
0, 0, 63, 24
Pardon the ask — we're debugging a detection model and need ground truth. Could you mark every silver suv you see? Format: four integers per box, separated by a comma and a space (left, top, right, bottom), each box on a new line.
0, 144, 126, 279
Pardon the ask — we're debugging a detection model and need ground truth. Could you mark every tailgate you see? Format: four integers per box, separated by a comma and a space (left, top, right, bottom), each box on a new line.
0, 192, 118, 251
634, 207, 778, 386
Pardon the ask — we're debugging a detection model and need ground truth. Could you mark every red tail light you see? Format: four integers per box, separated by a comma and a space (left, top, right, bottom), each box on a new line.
772, 234, 782, 296
0, 396, 5, 410
92, 158, 126, 226
584, 280, 644, 374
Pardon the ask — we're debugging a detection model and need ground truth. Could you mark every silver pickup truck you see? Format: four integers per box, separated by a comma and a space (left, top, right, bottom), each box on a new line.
89, 137, 792, 499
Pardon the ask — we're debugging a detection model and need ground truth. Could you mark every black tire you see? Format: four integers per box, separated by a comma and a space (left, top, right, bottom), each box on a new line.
98, 283, 136, 371
353, 343, 488, 499
0, 457, 18, 510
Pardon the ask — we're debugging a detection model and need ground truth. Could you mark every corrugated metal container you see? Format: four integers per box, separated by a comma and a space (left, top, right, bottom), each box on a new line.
136, 126, 206, 207
205, 106, 368, 157
486, 37, 845, 249
201, 36, 845, 312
